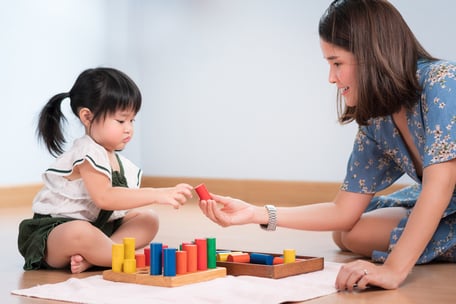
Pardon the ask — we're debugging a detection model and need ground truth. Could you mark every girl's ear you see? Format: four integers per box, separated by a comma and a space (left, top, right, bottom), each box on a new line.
79, 107, 93, 128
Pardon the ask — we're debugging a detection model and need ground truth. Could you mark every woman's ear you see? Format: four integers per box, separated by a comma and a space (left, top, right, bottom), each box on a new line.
79, 108, 93, 128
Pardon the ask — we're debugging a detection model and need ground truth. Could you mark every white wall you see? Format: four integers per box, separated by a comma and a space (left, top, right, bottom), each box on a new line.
1, 0, 455, 186
1, 0, 108, 185
133, 0, 456, 182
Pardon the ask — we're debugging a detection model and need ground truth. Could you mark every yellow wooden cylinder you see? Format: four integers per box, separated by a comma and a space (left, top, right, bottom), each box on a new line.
112, 244, 124, 272
123, 258, 137, 273
283, 249, 296, 264
123, 237, 136, 260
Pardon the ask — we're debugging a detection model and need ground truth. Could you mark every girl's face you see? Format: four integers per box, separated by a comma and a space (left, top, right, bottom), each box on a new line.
320, 39, 358, 107
89, 109, 136, 152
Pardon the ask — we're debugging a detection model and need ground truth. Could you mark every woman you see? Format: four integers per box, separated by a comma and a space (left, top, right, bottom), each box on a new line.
199, 0, 456, 290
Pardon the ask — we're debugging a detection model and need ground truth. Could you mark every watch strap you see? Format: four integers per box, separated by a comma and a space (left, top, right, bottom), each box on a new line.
260, 204, 277, 231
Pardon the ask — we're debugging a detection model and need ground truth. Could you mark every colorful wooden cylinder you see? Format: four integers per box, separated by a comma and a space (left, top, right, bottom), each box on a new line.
195, 238, 208, 271
123, 237, 135, 260
250, 253, 274, 265
216, 252, 231, 262
135, 253, 146, 268
194, 183, 211, 200
176, 250, 187, 274
206, 237, 217, 269
227, 252, 250, 263
112, 243, 124, 273
283, 249, 296, 263
150, 242, 163, 275
163, 248, 177, 277
144, 247, 150, 266
123, 258, 136, 273
182, 244, 197, 273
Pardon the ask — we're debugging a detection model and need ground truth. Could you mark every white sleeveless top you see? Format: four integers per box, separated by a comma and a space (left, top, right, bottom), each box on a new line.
32, 135, 142, 222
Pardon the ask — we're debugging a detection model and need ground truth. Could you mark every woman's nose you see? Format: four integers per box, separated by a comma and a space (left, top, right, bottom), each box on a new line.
328, 69, 337, 84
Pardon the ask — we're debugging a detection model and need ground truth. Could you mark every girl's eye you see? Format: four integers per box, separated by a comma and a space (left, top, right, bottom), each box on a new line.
116, 120, 125, 124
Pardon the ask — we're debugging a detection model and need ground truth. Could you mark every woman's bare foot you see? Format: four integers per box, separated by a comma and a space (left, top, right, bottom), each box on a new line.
70, 255, 93, 273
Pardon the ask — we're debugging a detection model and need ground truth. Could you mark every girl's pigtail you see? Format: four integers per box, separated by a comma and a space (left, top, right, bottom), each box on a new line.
37, 92, 70, 157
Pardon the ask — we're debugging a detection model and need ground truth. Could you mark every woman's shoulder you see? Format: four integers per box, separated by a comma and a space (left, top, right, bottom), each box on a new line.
417, 59, 456, 85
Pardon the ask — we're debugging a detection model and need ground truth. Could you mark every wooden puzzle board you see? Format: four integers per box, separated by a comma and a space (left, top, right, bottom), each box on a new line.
216, 251, 324, 279
103, 267, 226, 288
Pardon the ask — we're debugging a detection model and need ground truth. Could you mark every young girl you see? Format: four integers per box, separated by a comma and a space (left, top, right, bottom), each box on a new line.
18, 67, 193, 274
199, 0, 456, 291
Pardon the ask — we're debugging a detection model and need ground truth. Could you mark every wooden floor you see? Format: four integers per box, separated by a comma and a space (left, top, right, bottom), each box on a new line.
3, 203, 456, 303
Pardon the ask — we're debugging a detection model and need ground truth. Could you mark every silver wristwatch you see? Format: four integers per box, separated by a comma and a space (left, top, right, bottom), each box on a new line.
260, 204, 277, 231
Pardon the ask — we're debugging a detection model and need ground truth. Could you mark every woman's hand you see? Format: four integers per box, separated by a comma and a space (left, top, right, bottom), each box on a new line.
335, 259, 406, 291
199, 194, 257, 227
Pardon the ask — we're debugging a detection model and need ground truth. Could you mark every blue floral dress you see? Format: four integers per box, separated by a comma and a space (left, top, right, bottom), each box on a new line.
341, 60, 456, 264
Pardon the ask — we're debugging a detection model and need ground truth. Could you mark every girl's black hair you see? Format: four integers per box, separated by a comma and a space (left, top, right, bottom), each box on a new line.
37, 67, 142, 156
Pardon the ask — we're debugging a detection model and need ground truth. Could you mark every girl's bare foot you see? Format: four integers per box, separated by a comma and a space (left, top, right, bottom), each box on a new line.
70, 254, 92, 274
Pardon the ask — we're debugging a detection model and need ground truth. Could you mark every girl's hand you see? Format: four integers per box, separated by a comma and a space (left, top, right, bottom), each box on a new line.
199, 194, 256, 227
335, 259, 406, 291
154, 183, 193, 209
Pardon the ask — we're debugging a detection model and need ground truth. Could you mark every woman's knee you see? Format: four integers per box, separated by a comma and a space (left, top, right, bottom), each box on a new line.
332, 231, 350, 251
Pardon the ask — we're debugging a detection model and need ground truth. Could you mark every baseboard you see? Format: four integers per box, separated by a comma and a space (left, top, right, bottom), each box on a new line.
141, 176, 408, 206
0, 184, 43, 208
0, 177, 408, 208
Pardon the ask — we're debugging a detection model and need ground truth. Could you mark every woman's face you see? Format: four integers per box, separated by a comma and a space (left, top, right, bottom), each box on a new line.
320, 39, 358, 107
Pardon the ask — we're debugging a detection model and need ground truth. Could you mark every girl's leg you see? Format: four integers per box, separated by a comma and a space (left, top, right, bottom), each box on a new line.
46, 220, 115, 273
46, 210, 159, 273
110, 209, 159, 248
332, 207, 408, 257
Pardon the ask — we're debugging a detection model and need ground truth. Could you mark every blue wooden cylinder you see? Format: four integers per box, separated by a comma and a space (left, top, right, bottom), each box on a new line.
249, 252, 274, 265
150, 242, 163, 275
163, 248, 177, 277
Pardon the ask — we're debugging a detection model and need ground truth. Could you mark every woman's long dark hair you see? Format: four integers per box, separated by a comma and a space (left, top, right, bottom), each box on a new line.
319, 0, 437, 125
37, 67, 142, 156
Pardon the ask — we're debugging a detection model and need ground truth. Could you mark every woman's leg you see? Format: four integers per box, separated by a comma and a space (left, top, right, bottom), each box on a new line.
332, 207, 408, 257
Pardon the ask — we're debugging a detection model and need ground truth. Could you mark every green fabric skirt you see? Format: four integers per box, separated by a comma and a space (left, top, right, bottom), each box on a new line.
18, 214, 123, 270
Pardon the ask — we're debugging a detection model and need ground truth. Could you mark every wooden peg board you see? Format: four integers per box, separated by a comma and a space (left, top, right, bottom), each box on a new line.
102, 267, 226, 288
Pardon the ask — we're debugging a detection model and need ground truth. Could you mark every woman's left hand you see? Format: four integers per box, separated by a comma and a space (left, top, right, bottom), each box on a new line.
335, 260, 406, 291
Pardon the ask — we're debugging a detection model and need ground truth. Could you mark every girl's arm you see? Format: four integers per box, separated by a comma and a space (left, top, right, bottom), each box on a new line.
78, 160, 193, 210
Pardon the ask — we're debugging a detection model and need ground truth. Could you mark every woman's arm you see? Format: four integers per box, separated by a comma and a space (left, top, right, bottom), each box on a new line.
338, 159, 456, 290
383, 159, 456, 282
275, 190, 373, 231
200, 187, 373, 231
78, 160, 193, 210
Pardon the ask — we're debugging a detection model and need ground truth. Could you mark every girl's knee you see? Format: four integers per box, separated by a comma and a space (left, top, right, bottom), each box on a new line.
48, 220, 100, 247
124, 209, 159, 234
132, 209, 159, 225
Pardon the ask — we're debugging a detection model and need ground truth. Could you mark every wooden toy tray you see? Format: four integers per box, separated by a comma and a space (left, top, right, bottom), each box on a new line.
216, 250, 324, 279
103, 267, 226, 288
